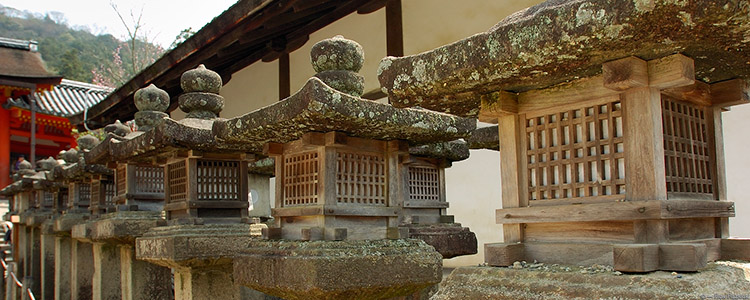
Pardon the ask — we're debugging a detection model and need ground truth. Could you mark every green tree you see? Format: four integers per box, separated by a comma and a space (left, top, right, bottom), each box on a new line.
58, 49, 87, 81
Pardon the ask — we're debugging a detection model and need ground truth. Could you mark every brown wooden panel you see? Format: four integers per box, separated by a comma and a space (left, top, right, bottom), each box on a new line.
524, 221, 635, 244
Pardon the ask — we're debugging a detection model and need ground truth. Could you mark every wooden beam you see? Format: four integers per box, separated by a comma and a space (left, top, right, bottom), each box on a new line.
496, 200, 735, 224
517, 75, 621, 114
721, 238, 750, 260
484, 243, 524, 266
478, 91, 518, 123
661, 80, 712, 106
659, 243, 707, 272
385, 0, 403, 57
647, 53, 695, 90
711, 78, 749, 108
602, 56, 648, 91
613, 244, 659, 272
357, 0, 388, 14
279, 53, 290, 100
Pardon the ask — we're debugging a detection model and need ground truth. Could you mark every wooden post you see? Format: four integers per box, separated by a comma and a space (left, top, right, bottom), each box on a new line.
279, 53, 290, 100
498, 114, 526, 243
385, 0, 403, 57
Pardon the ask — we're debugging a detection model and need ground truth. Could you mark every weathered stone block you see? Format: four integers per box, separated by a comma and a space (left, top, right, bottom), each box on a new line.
407, 225, 477, 259
233, 239, 442, 300
485, 243, 525, 267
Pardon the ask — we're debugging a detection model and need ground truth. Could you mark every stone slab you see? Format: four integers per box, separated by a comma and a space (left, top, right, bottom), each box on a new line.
91, 211, 163, 244
466, 126, 499, 150
378, 0, 750, 116
407, 225, 477, 259
233, 239, 442, 300
136, 223, 253, 269
53, 213, 90, 235
71, 221, 95, 242
213, 77, 475, 153
432, 263, 750, 299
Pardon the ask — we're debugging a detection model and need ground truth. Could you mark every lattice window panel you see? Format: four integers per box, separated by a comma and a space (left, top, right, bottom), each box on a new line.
336, 152, 386, 205
135, 166, 164, 194
116, 164, 127, 197
91, 180, 103, 207
525, 101, 626, 202
196, 160, 241, 201
283, 151, 319, 206
167, 160, 187, 203
408, 165, 441, 201
43, 191, 54, 208
78, 183, 91, 204
661, 97, 713, 195
104, 180, 116, 205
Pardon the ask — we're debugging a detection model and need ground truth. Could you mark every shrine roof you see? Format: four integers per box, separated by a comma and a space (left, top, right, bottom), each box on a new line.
377, 0, 750, 116
213, 77, 475, 150
6, 79, 112, 117
0, 37, 62, 84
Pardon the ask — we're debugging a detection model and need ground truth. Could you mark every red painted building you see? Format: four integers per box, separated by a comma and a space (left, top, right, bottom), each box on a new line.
0, 37, 111, 191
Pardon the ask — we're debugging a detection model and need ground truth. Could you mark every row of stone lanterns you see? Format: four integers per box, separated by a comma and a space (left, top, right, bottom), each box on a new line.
1, 36, 479, 300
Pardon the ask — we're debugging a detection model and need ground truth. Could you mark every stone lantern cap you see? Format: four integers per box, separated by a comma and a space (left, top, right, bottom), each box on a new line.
377, 0, 750, 116
467, 126, 499, 151
212, 77, 475, 151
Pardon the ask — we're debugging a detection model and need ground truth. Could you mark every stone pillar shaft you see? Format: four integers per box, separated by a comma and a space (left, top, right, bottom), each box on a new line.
92, 242, 121, 300
54, 236, 72, 300
71, 240, 94, 300
119, 245, 172, 300
174, 265, 241, 300
40, 231, 55, 300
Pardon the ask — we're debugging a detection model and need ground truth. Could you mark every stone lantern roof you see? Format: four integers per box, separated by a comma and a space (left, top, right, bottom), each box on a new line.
377, 0, 750, 117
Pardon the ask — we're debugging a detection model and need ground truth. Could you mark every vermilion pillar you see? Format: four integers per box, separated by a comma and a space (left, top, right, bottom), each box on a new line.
0, 105, 11, 189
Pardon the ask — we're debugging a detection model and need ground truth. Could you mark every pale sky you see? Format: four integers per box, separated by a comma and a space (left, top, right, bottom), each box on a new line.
0, 0, 239, 47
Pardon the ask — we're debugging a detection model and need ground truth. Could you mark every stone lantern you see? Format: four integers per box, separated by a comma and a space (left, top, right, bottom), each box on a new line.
377, 0, 750, 274
211, 36, 476, 299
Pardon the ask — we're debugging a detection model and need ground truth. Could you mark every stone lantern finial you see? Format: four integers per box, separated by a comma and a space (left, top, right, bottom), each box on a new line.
38, 157, 59, 171
178, 64, 224, 119
104, 120, 132, 137
310, 35, 365, 97
134, 84, 170, 132
77, 135, 100, 151
61, 149, 78, 164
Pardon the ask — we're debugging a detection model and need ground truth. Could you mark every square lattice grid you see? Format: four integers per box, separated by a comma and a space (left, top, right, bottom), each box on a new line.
407, 165, 441, 201
135, 165, 165, 194
283, 151, 319, 206
525, 101, 626, 203
196, 160, 241, 201
661, 97, 713, 196
336, 151, 387, 205
166, 160, 187, 203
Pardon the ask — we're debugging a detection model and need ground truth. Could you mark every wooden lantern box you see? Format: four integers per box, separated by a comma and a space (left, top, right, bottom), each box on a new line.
67, 181, 91, 214
163, 151, 252, 225
266, 132, 402, 241
483, 54, 748, 272
89, 174, 115, 215
113, 163, 165, 212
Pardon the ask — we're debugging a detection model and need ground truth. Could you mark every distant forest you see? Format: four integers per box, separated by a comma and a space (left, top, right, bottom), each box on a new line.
0, 4, 168, 86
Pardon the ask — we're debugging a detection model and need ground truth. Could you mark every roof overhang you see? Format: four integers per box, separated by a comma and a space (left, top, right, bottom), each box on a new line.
69, 0, 389, 130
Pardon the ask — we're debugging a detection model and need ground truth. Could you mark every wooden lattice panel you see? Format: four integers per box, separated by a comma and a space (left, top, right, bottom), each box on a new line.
408, 165, 441, 201
196, 160, 241, 201
134, 165, 164, 194
104, 180, 115, 205
43, 191, 54, 208
336, 151, 386, 205
116, 164, 127, 197
58, 189, 68, 210
167, 160, 187, 203
661, 97, 713, 197
78, 183, 90, 203
524, 101, 625, 203
283, 151, 319, 206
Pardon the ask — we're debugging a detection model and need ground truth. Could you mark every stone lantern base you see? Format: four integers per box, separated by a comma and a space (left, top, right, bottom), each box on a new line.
233, 239, 442, 300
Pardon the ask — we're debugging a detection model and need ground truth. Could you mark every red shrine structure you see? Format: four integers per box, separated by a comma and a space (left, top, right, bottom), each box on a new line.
0, 37, 111, 190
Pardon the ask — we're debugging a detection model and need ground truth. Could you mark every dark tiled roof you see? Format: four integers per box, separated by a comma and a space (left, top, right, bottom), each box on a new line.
6, 79, 113, 117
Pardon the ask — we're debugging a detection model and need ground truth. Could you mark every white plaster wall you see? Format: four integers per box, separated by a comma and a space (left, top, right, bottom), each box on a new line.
722, 105, 750, 239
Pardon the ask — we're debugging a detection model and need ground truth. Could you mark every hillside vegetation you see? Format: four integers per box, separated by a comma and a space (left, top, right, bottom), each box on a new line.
0, 4, 164, 86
